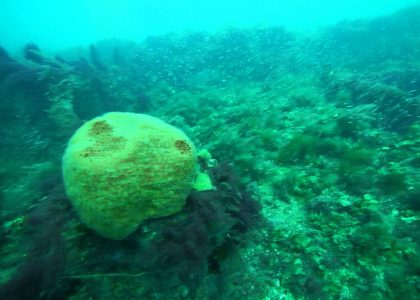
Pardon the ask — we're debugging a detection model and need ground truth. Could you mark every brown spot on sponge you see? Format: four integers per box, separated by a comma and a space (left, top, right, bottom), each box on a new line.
89, 120, 113, 136
175, 140, 191, 154
80, 136, 126, 158
81, 147, 101, 157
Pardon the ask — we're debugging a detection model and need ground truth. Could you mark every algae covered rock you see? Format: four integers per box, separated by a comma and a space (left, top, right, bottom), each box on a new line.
62, 112, 197, 239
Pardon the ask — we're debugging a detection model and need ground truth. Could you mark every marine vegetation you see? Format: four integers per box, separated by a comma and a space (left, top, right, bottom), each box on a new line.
0, 5, 419, 300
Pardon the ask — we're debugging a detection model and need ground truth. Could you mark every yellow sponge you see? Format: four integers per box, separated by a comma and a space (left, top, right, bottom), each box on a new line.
192, 171, 213, 191
62, 112, 197, 239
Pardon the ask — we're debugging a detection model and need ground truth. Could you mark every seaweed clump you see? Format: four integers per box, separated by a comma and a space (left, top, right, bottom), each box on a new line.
137, 162, 261, 296
338, 147, 376, 194
0, 181, 76, 300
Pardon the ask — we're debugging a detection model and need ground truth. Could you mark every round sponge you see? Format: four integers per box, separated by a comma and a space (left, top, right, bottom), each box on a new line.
62, 112, 197, 239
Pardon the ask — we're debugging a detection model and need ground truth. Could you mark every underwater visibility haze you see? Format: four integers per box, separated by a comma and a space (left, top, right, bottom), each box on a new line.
0, 0, 419, 299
